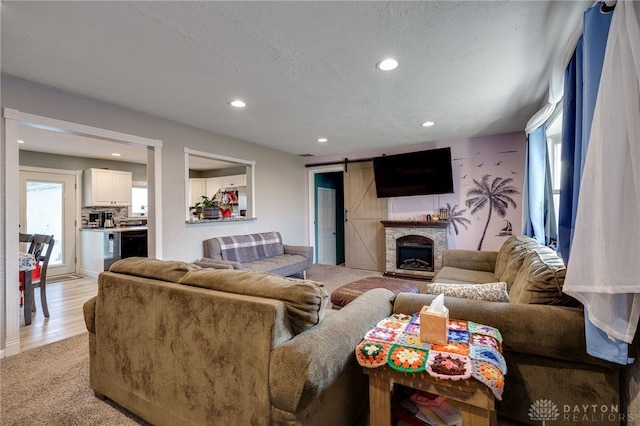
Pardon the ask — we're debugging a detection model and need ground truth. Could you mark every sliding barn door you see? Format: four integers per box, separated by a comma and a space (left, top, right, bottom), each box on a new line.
344, 161, 387, 271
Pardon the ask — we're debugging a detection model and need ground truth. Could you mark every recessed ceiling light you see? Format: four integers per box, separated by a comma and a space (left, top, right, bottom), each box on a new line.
317, 138, 328, 143
111, 153, 122, 157
376, 58, 399, 71
421, 121, 435, 127
230, 100, 246, 108
18, 139, 25, 144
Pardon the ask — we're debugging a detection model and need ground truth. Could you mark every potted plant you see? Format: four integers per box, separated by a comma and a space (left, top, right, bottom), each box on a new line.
195, 196, 220, 219
212, 189, 238, 218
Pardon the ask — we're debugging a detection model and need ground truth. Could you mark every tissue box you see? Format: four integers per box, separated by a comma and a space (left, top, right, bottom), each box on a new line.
419, 305, 449, 343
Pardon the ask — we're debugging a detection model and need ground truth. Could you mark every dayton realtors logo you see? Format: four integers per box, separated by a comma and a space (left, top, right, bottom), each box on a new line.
529, 399, 560, 425
529, 399, 632, 424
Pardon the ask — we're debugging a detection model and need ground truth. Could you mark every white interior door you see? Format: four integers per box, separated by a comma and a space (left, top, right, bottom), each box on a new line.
317, 187, 337, 265
19, 169, 77, 276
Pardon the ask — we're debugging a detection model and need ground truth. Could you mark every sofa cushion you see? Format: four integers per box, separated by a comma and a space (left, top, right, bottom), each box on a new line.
242, 254, 310, 277
109, 257, 201, 283
433, 266, 496, 284
215, 231, 284, 263
509, 247, 579, 306
178, 269, 328, 334
426, 282, 510, 303
494, 235, 540, 290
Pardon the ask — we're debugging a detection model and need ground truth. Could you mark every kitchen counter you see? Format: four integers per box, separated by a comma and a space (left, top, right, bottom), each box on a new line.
81, 226, 148, 232
186, 217, 256, 225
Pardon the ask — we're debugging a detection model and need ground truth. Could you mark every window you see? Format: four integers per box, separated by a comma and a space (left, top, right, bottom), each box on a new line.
545, 109, 563, 226
131, 182, 148, 217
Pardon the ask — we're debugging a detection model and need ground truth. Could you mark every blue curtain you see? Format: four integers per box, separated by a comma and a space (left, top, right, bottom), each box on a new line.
558, 3, 633, 365
522, 125, 557, 246
557, 4, 612, 264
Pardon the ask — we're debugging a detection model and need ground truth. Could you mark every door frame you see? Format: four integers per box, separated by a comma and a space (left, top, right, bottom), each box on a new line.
307, 165, 345, 262
2, 108, 163, 357
19, 166, 81, 276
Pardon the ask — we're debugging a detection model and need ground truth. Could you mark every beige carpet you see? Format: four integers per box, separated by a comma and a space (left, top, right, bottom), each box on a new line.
1, 264, 521, 425
305, 263, 383, 295
1, 333, 146, 426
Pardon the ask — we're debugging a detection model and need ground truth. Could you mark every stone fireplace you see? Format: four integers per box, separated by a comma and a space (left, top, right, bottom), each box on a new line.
382, 220, 448, 280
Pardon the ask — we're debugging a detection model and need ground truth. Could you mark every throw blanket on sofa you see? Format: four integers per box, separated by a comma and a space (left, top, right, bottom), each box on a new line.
215, 232, 284, 263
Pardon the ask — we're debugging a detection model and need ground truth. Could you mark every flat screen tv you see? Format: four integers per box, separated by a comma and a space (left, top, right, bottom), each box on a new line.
373, 147, 454, 198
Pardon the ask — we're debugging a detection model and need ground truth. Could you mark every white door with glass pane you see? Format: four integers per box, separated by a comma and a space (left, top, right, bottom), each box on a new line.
19, 169, 77, 276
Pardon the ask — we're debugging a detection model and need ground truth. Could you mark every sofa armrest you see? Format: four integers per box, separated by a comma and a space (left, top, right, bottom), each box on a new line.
83, 296, 97, 333
269, 288, 394, 413
393, 293, 615, 368
193, 258, 242, 270
441, 249, 498, 272
283, 244, 313, 260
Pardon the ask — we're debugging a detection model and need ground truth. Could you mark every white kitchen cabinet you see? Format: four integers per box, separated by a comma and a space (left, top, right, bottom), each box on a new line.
83, 168, 132, 207
221, 174, 246, 188
205, 177, 222, 197
189, 178, 206, 207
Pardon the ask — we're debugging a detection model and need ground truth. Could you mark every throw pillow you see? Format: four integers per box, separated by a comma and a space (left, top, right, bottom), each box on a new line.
509, 247, 580, 306
494, 235, 540, 290
426, 282, 510, 303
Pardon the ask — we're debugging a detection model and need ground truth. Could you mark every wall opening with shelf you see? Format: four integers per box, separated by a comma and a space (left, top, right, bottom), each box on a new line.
184, 148, 255, 222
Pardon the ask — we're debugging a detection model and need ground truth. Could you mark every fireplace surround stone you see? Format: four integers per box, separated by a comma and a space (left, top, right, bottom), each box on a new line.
382, 220, 448, 280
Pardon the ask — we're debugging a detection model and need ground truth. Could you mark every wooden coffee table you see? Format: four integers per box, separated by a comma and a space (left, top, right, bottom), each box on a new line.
365, 365, 496, 426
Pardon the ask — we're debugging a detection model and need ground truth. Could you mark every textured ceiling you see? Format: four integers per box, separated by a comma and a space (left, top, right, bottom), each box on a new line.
2, 1, 591, 160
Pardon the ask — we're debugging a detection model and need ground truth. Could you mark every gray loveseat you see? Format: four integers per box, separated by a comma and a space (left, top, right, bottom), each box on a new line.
196, 231, 313, 278
396, 235, 626, 425
83, 257, 395, 426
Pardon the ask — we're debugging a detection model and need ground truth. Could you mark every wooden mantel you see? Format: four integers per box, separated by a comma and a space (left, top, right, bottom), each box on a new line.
381, 220, 449, 229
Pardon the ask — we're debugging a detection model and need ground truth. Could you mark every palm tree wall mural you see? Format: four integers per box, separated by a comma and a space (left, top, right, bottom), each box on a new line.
445, 202, 471, 236
465, 174, 520, 250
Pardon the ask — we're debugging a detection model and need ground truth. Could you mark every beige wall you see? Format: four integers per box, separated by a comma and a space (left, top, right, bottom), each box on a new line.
2, 75, 308, 262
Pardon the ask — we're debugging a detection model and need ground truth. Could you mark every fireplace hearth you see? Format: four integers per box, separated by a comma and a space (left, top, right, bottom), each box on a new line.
396, 235, 434, 272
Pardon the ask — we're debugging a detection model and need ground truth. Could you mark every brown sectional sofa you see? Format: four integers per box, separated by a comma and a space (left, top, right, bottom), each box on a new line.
396, 235, 625, 425
83, 257, 394, 426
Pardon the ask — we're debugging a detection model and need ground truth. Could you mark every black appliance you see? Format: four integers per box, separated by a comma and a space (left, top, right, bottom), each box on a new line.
88, 212, 101, 228
120, 230, 148, 258
373, 147, 454, 198
103, 229, 148, 271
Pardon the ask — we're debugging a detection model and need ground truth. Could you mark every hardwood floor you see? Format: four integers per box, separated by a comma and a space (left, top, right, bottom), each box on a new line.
20, 275, 98, 352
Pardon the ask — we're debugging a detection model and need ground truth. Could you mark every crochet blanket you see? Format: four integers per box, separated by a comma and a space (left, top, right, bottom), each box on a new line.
215, 232, 284, 263
355, 313, 506, 400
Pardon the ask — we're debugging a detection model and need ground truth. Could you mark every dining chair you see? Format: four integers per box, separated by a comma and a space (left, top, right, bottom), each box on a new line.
19, 232, 34, 247
25, 234, 55, 318
19, 233, 35, 313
